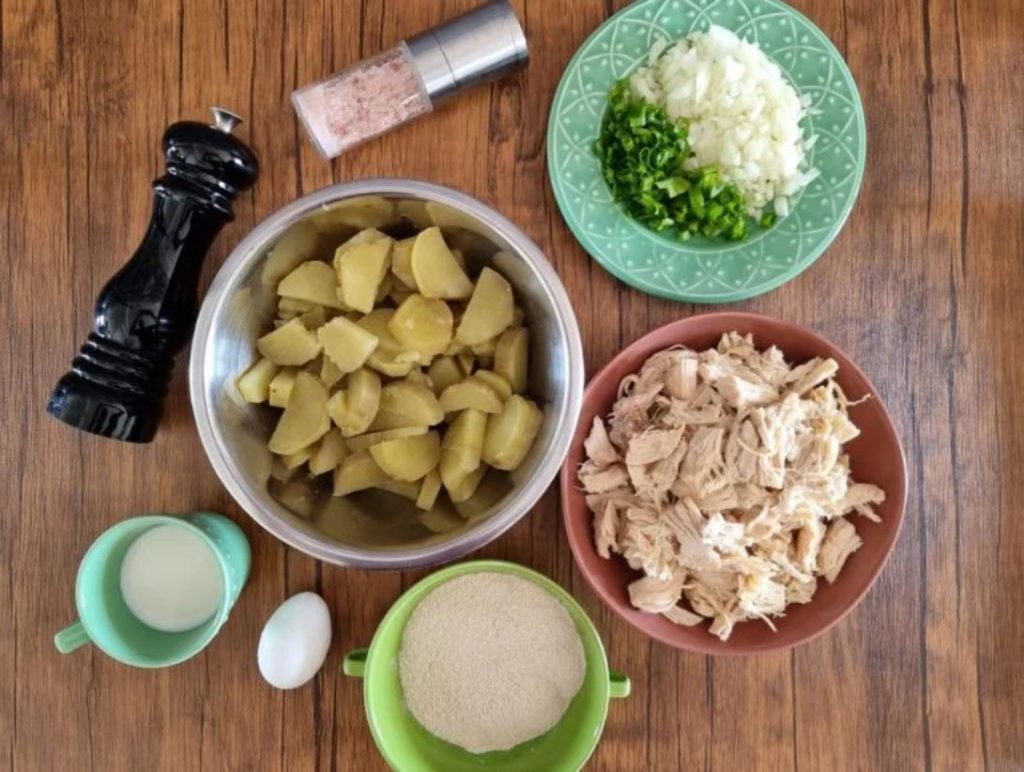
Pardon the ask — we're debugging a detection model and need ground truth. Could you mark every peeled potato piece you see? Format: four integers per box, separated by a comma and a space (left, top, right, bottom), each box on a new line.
369, 431, 441, 482
278, 261, 344, 308
336, 237, 392, 313
446, 464, 487, 503
318, 196, 394, 230
268, 368, 298, 408
471, 337, 497, 358
309, 429, 348, 475
455, 267, 514, 346
281, 445, 314, 470
416, 469, 443, 511
334, 227, 387, 260
320, 356, 344, 389
442, 408, 486, 456
482, 395, 543, 470
428, 356, 463, 395
439, 409, 485, 492
277, 297, 317, 319
456, 351, 475, 376
258, 318, 322, 366
269, 372, 331, 455
369, 382, 444, 430
327, 367, 381, 437
390, 237, 417, 288
411, 226, 474, 300
376, 479, 420, 501
418, 506, 464, 534
473, 370, 512, 401
318, 317, 379, 374
495, 327, 529, 393
237, 358, 279, 403
346, 426, 428, 453
262, 222, 321, 287
439, 378, 503, 414
358, 308, 417, 378
389, 294, 453, 358
333, 451, 389, 496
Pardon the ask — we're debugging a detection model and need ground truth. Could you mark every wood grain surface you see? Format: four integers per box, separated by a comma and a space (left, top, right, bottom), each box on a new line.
1, 0, 1022, 769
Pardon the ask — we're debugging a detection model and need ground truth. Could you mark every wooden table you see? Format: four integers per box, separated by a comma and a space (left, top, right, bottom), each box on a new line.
2, 0, 1021, 769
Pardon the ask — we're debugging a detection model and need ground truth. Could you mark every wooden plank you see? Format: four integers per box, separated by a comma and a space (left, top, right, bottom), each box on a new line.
0, 0, 1021, 769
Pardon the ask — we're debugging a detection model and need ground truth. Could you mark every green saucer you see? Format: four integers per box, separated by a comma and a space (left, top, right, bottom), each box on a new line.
547, 0, 866, 303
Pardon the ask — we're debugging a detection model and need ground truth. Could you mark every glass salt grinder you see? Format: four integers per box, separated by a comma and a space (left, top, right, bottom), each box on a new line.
292, 0, 528, 159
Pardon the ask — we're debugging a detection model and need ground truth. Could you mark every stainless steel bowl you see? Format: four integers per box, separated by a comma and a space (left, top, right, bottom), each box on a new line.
190, 179, 584, 569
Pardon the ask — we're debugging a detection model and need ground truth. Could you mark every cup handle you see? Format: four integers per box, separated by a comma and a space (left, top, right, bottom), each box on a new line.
609, 670, 631, 699
54, 620, 91, 654
343, 648, 369, 678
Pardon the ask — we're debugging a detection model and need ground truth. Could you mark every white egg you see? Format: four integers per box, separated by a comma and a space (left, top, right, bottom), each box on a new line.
257, 592, 332, 689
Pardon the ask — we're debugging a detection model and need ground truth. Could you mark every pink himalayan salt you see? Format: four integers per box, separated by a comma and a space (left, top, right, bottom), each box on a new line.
292, 45, 432, 159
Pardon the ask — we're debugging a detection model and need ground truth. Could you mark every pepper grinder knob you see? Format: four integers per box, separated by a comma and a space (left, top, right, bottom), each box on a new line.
47, 107, 259, 443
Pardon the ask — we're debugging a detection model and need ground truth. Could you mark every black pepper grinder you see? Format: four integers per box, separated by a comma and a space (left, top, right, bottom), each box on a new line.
47, 107, 259, 443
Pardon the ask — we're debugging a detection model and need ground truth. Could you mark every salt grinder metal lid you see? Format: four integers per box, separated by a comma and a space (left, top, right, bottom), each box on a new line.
46, 108, 258, 443
405, 0, 529, 104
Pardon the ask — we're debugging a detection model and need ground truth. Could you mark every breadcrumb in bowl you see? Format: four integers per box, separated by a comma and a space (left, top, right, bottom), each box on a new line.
561, 313, 907, 655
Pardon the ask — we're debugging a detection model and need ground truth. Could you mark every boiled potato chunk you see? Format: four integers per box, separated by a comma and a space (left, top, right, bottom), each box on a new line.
439, 409, 485, 492
320, 356, 344, 389
494, 327, 529, 393
268, 368, 298, 408
410, 226, 473, 300
358, 308, 416, 378
471, 337, 497, 358
369, 431, 441, 482
262, 222, 321, 287
418, 506, 463, 534
456, 351, 475, 376
440, 447, 481, 493
416, 469, 443, 511
237, 358, 279, 403
334, 227, 387, 259
473, 370, 512, 400
257, 318, 321, 366
333, 451, 389, 496
297, 306, 327, 330
317, 317, 379, 374
336, 237, 392, 313
446, 464, 487, 503
369, 382, 444, 430
277, 297, 317, 319
439, 378, 503, 414
443, 408, 486, 456
428, 356, 463, 395
404, 369, 433, 389
278, 261, 344, 308
346, 426, 428, 453
269, 372, 330, 455
376, 479, 420, 501
390, 237, 417, 288
327, 367, 381, 437
455, 267, 514, 346
482, 395, 543, 470
318, 196, 394, 229
281, 445, 314, 470
389, 294, 453, 358
309, 429, 348, 475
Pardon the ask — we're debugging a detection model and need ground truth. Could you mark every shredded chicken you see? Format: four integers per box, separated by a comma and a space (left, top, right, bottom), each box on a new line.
580, 333, 885, 641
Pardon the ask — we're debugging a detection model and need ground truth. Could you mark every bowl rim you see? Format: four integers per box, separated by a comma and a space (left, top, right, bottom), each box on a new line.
190, 178, 585, 569
560, 311, 907, 654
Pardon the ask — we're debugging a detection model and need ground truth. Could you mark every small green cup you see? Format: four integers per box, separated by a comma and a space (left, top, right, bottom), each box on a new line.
343, 560, 630, 772
54, 512, 251, 667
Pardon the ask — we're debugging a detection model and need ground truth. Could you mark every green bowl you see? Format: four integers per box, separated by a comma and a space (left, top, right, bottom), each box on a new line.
547, 0, 866, 303
342, 560, 630, 771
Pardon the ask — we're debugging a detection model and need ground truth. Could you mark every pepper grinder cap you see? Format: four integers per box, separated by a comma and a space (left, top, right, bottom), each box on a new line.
405, 0, 528, 104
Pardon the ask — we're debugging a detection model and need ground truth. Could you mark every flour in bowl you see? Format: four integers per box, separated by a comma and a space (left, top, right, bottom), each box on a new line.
398, 572, 586, 754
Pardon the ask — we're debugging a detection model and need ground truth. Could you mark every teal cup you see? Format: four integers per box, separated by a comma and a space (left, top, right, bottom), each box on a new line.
54, 512, 251, 667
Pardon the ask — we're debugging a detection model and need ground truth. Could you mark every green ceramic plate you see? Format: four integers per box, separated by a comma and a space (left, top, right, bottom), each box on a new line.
547, 0, 866, 303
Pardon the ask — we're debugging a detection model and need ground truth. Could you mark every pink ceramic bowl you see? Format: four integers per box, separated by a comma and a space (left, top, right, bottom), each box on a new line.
561, 313, 907, 655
